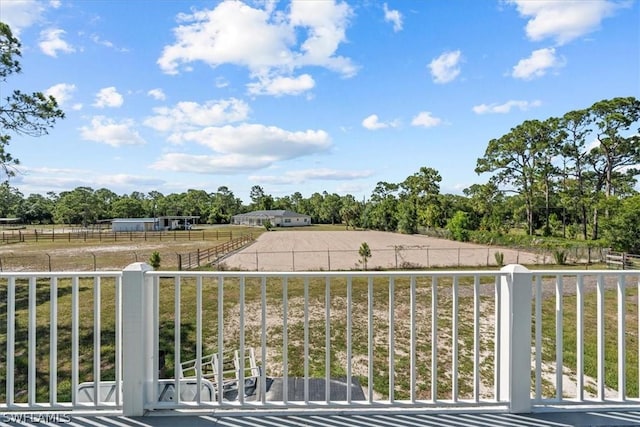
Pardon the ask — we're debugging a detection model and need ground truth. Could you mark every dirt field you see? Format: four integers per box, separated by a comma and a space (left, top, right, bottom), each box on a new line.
222, 230, 540, 271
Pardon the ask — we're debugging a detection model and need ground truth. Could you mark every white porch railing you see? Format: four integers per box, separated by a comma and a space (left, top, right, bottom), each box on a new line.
1, 264, 639, 417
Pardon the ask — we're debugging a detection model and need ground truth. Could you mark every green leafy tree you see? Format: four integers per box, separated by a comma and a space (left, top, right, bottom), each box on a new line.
463, 182, 505, 232
604, 194, 640, 253
18, 193, 54, 223
476, 119, 556, 235
446, 210, 471, 242
111, 195, 146, 218
587, 97, 640, 239
0, 181, 22, 217
558, 108, 594, 240
209, 186, 241, 224
400, 166, 442, 231
364, 181, 398, 231
358, 242, 372, 270
1, 22, 65, 180
54, 186, 98, 226
339, 194, 362, 230
320, 192, 342, 224
249, 185, 273, 211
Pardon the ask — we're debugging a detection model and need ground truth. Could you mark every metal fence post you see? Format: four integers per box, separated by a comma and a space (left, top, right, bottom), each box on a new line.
122, 262, 154, 416
499, 264, 532, 413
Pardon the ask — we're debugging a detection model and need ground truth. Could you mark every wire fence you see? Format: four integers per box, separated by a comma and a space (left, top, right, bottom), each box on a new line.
221, 245, 607, 272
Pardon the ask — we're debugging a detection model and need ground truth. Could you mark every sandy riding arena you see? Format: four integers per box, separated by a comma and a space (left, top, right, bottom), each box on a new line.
222, 230, 539, 271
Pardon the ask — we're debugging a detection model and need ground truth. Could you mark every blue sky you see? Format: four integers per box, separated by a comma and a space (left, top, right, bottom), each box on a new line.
1, 0, 639, 202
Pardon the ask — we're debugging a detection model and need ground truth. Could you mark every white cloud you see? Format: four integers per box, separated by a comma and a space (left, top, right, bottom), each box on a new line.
506, 0, 624, 45
383, 3, 403, 32
247, 74, 315, 96
144, 98, 249, 138
157, 1, 356, 92
411, 112, 443, 128
149, 121, 331, 174
79, 116, 146, 147
0, 0, 46, 35
147, 88, 166, 101
428, 50, 462, 84
150, 153, 275, 174
362, 114, 398, 130
250, 168, 374, 185
472, 99, 542, 114
45, 83, 76, 105
215, 77, 230, 88
512, 47, 565, 80
16, 167, 164, 192
182, 124, 331, 159
93, 87, 124, 108
39, 28, 75, 57
90, 34, 129, 52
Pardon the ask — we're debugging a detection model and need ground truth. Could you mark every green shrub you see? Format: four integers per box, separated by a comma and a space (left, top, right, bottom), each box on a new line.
149, 251, 161, 270
359, 242, 372, 270
553, 250, 567, 265
494, 251, 504, 267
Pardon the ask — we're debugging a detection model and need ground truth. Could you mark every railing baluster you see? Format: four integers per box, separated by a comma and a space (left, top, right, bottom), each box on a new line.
389, 276, 395, 403
196, 276, 202, 404
555, 275, 563, 400
576, 275, 584, 401
6, 276, 15, 406
597, 274, 605, 400
28, 277, 36, 406
432, 276, 438, 402
283, 277, 289, 405
325, 276, 331, 403
261, 276, 267, 405
452, 276, 458, 402
410, 275, 416, 403
71, 276, 79, 406
50, 277, 58, 406
93, 277, 102, 405
473, 275, 480, 402
494, 275, 501, 402
239, 276, 246, 404
367, 276, 374, 403
217, 275, 224, 404
535, 275, 542, 401
152, 275, 159, 404
174, 276, 181, 401
304, 277, 309, 404
617, 273, 626, 400
347, 276, 353, 403
115, 274, 122, 407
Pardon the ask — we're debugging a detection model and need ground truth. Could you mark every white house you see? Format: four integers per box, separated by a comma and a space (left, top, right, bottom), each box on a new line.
231, 210, 311, 227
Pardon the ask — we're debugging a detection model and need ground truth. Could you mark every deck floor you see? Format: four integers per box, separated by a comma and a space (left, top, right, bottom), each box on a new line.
3, 410, 640, 426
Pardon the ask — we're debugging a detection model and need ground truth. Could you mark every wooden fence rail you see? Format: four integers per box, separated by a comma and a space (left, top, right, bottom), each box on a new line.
176, 234, 255, 270
1, 229, 242, 244
605, 251, 640, 269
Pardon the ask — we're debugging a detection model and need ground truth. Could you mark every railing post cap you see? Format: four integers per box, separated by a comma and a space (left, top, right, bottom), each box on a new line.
123, 262, 153, 272
500, 263, 529, 273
